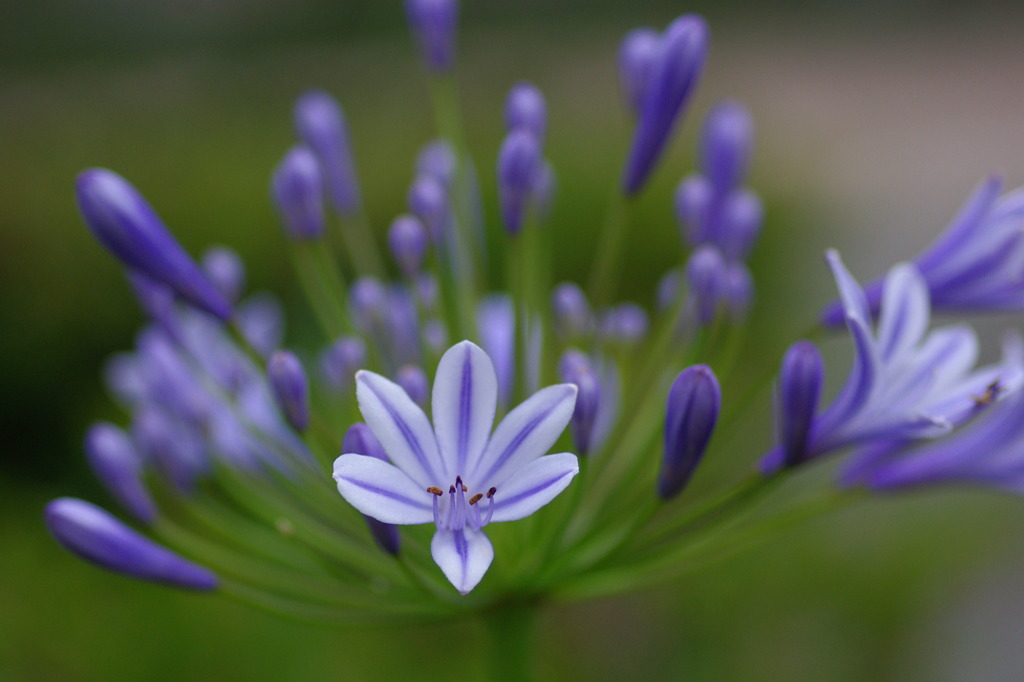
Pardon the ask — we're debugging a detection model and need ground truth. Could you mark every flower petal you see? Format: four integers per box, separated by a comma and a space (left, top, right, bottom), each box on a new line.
356, 370, 443, 486
472, 383, 578, 487
814, 315, 880, 447
876, 263, 929, 363
432, 341, 497, 481
489, 453, 579, 523
430, 526, 494, 594
332, 454, 434, 524
825, 250, 870, 325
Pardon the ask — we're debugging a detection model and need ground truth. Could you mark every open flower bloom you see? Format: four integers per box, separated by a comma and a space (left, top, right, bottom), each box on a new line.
333, 340, 579, 594
762, 250, 1024, 473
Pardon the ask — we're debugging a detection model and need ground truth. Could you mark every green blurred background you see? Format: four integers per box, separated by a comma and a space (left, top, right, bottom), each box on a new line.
4, 1, 1024, 679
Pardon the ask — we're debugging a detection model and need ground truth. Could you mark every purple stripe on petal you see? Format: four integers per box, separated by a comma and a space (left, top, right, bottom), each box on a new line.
488, 453, 579, 523
358, 371, 442, 486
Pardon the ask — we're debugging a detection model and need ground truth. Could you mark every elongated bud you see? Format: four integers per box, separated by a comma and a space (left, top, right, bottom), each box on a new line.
75, 169, 232, 320
601, 303, 649, 344
777, 341, 824, 467
699, 100, 754, 194
342, 423, 401, 555
388, 214, 428, 277
497, 129, 542, 235
321, 335, 366, 391
505, 82, 547, 141
622, 15, 708, 196
675, 175, 713, 246
658, 365, 720, 499
45, 498, 218, 590
685, 244, 727, 325
201, 247, 246, 304
717, 190, 763, 261
723, 261, 754, 319
349, 277, 388, 332
407, 174, 450, 243
416, 140, 457, 189
559, 351, 601, 456
396, 364, 430, 408
552, 282, 591, 339
272, 146, 325, 240
85, 422, 156, 524
619, 28, 662, 115
294, 91, 361, 214
404, 0, 459, 72
268, 351, 310, 431
236, 293, 284, 357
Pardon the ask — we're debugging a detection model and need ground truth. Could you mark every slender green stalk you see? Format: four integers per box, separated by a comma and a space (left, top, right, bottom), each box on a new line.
587, 188, 635, 306
482, 601, 540, 682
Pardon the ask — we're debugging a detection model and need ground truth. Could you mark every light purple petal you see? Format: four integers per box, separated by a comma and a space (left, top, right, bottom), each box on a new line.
814, 315, 880, 444
488, 453, 579, 523
430, 526, 494, 594
432, 341, 497, 480
356, 370, 443, 487
825, 250, 871, 324
876, 263, 929, 363
472, 384, 578, 487
332, 454, 434, 524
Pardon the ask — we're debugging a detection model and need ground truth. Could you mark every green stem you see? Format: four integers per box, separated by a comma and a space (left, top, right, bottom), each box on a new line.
587, 189, 634, 306
482, 600, 540, 682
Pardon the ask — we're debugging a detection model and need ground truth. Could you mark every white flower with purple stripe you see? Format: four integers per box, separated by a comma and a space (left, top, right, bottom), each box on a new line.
333, 340, 579, 594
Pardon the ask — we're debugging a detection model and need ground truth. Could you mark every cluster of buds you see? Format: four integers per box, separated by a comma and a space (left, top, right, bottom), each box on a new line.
46, 0, 1024, 645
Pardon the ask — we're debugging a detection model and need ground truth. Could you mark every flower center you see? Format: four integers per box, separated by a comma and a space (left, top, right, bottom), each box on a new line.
427, 475, 496, 531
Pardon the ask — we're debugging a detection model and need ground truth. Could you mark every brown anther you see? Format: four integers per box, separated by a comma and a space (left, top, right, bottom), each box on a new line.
426, 486, 444, 496
449, 485, 456, 494
972, 380, 1003, 407
461, 484, 469, 492
486, 486, 497, 498
468, 493, 484, 505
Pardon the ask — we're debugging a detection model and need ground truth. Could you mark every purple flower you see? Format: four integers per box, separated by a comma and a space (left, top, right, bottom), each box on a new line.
271, 146, 326, 240
762, 251, 1024, 473
201, 247, 246, 305
388, 214, 429, 277
505, 82, 547, 141
821, 176, 1024, 325
774, 341, 824, 468
558, 351, 601, 456
45, 498, 218, 590
497, 129, 542, 235
685, 244, 727, 325
416, 140, 458, 189
621, 15, 709, 196
85, 422, 156, 523
699, 100, 754, 194
618, 28, 662, 116
404, 0, 459, 73
268, 351, 310, 432
343, 423, 401, 556
75, 169, 232, 321
294, 91, 361, 214
658, 365, 720, 499
333, 341, 578, 593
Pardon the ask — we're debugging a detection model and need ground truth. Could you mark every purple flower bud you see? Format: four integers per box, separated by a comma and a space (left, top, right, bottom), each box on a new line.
416, 140, 458, 189
532, 159, 557, 222
396, 365, 430, 408
717, 189, 763, 261
685, 244, 727, 325
674, 175, 713, 246
416, 273, 440, 312
622, 15, 709, 196
85, 422, 156, 524
271, 146, 325, 240
45, 497, 218, 590
559, 351, 601, 456
602, 303, 650, 344
699, 100, 754, 193
552, 282, 591, 339
497, 129, 542, 235
294, 91, 361, 214
657, 268, 684, 311
342, 423, 401, 555
388, 214, 429, 277
777, 341, 824, 468
659, 365, 720, 499
423, 318, 448, 356
268, 351, 310, 432
126, 271, 179, 339
505, 82, 547, 141
321, 336, 366, 391
104, 353, 147, 406
619, 28, 662, 115
75, 169, 232, 320
404, 0, 459, 73
349, 277, 388, 332
407, 174, 450, 244
133, 407, 207, 494
236, 292, 284, 358
201, 247, 246, 304
723, 261, 754, 318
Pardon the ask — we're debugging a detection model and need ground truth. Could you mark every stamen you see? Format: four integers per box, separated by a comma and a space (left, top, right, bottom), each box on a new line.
446, 485, 457, 529
482, 492, 495, 526
426, 486, 443, 496
468, 493, 483, 505
972, 380, 1003, 407
453, 480, 467, 530
486, 487, 497, 498
431, 491, 442, 528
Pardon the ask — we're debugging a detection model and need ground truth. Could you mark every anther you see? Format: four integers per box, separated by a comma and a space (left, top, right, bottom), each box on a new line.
486, 487, 497, 498
449, 484, 456, 494
972, 380, 1002, 407
468, 493, 483, 505
426, 486, 443, 496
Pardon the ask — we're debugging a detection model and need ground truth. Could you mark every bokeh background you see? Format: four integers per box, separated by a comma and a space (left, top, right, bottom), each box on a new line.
4, 0, 1024, 679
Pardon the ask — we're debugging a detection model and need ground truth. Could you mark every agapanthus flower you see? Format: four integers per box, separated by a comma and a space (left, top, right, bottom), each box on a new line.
333, 341, 579, 593
763, 250, 1024, 473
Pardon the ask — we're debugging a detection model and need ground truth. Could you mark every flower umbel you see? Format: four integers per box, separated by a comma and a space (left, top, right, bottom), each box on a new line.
334, 341, 579, 593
